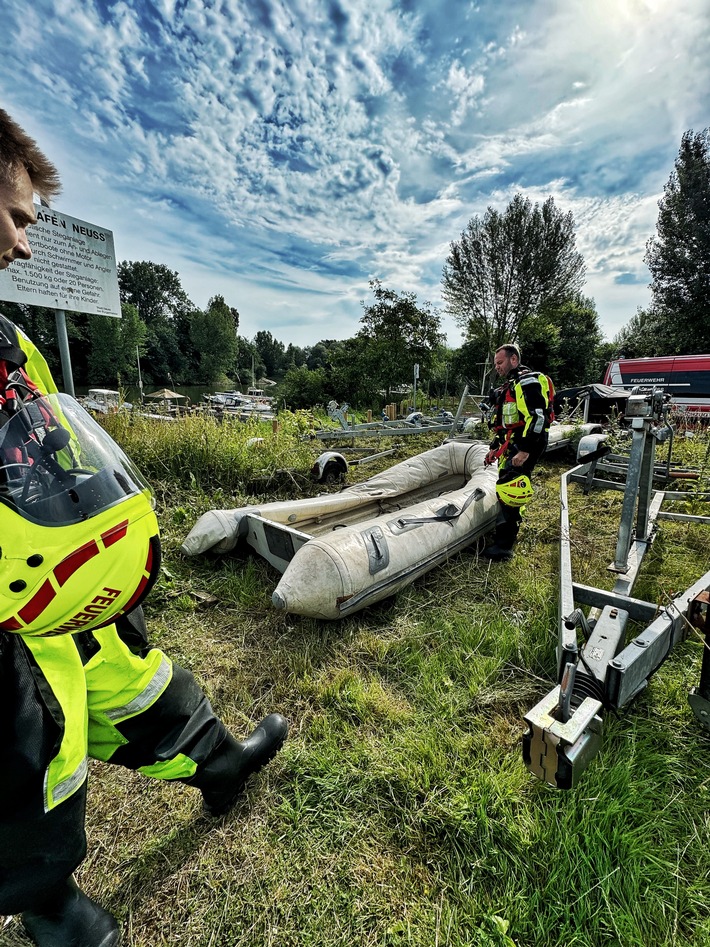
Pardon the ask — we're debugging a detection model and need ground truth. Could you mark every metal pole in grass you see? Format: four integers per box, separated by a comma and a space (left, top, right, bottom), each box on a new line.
136, 345, 144, 403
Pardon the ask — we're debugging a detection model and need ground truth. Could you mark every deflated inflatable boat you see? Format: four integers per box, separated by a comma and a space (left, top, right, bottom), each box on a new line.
181, 441, 499, 619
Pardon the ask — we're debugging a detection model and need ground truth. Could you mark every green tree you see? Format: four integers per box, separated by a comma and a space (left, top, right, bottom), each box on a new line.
357, 280, 444, 401
644, 128, 710, 353
280, 365, 329, 409
86, 304, 147, 388
329, 337, 380, 406
117, 261, 196, 384
305, 341, 338, 372
612, 307, 667, 358
591, 340, 616, 384
189, 295, 238, 384
518, 294, 605, 387
254, 330, 286, 378
284, 343, 307, 370
425, 344, 459, 404
450, 338, 492, 395
442, 194, 586, 355
228, 302, 239, 337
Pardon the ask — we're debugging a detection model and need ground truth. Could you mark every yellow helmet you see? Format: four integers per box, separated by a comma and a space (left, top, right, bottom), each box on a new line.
0, 393, 160, 637
496, 473, 534, 507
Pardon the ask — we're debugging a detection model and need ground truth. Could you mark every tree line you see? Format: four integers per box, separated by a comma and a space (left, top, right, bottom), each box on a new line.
3, 127, 708, 407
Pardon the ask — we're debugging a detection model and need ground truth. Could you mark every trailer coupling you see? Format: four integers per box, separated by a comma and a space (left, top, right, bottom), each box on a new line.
522, 682, 603, 790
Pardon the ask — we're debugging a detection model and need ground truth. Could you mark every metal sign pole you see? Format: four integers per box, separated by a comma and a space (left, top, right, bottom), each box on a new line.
54, 308, 75, 396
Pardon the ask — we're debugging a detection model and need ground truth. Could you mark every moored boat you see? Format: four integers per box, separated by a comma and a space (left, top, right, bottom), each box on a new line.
203, 390, 277, 421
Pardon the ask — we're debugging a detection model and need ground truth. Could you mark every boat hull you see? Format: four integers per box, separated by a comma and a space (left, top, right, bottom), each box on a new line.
182, 441, 499, 619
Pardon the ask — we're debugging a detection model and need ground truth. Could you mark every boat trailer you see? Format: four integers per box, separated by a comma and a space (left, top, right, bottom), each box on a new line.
523, 386, 710, 789
314, 387, 475, 440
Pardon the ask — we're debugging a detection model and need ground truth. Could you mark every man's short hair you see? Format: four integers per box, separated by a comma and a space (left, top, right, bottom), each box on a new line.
495, 343, 521, 362
0, 109, 61, 200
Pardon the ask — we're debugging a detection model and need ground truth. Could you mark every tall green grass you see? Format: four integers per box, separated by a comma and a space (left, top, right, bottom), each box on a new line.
3, 421, 708, 947
103, 409, 320, 492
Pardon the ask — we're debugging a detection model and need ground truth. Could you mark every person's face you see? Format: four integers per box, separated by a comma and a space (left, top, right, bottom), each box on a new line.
494, 349, 517, 379
0, 167, 36, 270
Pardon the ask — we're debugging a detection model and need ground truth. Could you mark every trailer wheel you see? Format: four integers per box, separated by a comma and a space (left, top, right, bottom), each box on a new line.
311, 451, 348, 484
323, 460, 344, 483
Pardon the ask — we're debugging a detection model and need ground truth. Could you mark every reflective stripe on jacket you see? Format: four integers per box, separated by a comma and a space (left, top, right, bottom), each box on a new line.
21, 625, 173, 812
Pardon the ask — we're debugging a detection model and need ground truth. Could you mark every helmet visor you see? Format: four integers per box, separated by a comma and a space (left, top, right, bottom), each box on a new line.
0, 393, 153, 525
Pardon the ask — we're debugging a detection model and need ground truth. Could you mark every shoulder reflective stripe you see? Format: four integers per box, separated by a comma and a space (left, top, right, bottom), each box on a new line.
45, 756, 88, 812
104, 654, 172, 721
518, 373, 552, 407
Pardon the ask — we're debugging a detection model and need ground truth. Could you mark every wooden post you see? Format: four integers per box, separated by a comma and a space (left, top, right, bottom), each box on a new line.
367, 409, 372, 422
272, 419, 279, 434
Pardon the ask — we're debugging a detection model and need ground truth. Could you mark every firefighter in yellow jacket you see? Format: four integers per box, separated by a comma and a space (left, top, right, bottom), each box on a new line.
0, 110, 288, 947
482, 343, 554, 562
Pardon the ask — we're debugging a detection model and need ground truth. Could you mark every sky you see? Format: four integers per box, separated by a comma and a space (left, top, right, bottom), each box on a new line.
2, 0, 709, 350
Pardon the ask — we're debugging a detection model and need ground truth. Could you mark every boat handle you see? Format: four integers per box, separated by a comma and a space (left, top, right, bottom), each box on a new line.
362, 525, 390, 574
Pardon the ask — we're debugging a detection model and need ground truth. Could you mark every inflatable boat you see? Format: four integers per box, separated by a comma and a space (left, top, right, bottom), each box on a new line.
181, 441, 500, 619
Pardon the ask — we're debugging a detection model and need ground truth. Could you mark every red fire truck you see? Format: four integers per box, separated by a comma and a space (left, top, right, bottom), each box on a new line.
603, 355, 710, 418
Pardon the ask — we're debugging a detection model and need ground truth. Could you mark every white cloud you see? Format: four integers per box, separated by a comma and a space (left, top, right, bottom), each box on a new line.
1, 0, 708, 352
444, 62, 486, 126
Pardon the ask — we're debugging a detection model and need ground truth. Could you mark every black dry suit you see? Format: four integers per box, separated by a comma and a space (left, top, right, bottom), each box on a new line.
0, 312, 234, 912
487, 364, 554, 549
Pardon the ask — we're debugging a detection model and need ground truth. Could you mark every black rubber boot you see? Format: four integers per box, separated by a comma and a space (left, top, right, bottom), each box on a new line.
21, 877, 120, 947
191, 713, 288, 817
481, 517, 519, 562
481, 543, 514, 562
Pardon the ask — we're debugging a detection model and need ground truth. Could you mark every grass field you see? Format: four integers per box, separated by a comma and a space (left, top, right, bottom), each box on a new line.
2, 416, 709, 947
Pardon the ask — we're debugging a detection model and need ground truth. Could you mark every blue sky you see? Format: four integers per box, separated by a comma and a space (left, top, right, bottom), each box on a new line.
2, 0, 708, 349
